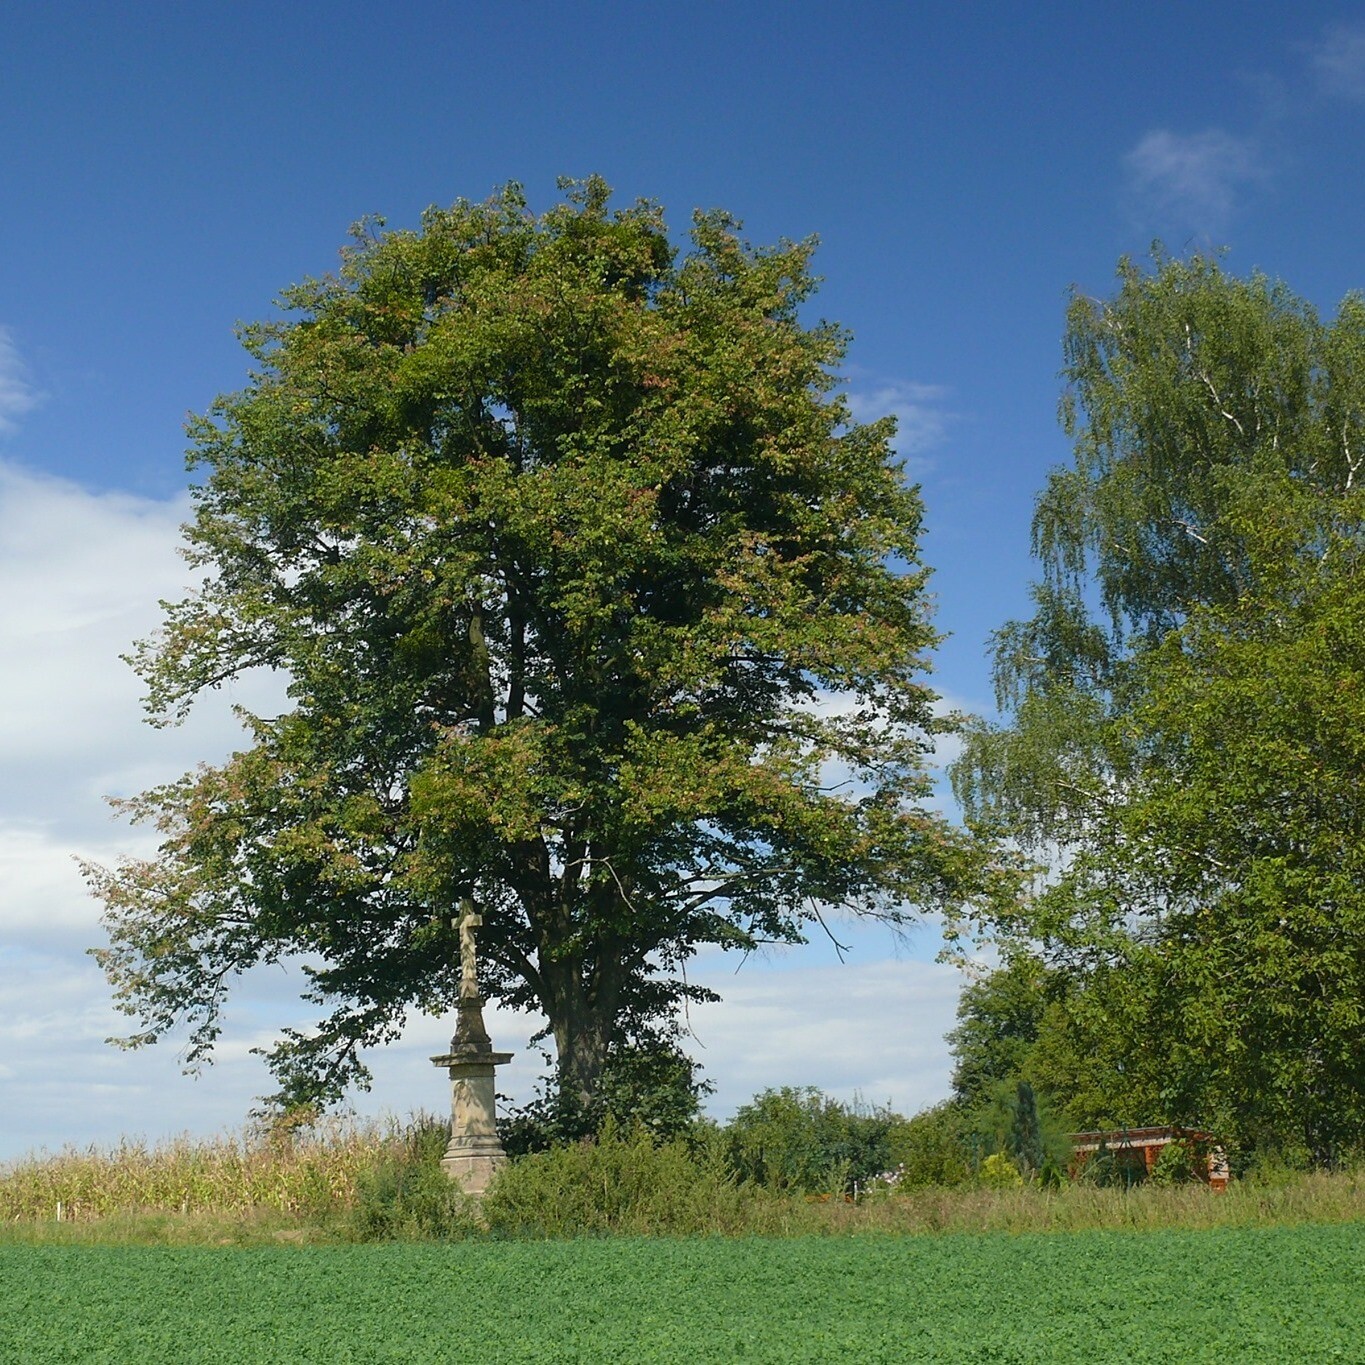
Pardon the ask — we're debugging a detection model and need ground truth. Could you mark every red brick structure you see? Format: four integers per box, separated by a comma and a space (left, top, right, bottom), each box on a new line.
1068, 1126, 1229, 1190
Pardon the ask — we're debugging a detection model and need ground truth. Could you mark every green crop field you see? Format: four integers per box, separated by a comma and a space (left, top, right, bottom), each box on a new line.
1, 1226, 1361, 1363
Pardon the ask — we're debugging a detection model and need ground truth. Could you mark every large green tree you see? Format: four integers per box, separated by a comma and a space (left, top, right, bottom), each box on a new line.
89, 179, 993, 1109
954, 251, 1365, 1162
947, 952, 1053, 1111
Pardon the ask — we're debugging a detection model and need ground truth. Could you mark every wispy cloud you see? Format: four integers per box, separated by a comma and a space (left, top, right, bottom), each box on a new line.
688, 956, 960, 1117
1123, 129, 1267, 236
847, 380, 951, 473
0, 329, 40, 435
1304, 22, 1365, 100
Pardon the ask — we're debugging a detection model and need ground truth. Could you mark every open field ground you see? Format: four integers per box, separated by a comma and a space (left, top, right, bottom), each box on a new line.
1, 1226, 1363, 1363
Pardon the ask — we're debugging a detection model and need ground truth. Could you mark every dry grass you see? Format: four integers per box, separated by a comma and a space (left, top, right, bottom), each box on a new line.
0, 1115, 396, 1225
815, 1170, 1365, 1235
0, 1208, 344, 1247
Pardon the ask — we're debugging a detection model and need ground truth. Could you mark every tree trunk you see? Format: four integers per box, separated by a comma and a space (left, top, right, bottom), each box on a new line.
552, 1008, 612, 1113
540, 951, 619, 1112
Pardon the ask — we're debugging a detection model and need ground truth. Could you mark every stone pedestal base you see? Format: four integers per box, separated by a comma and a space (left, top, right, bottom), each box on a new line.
439, 1137, 508, 1196
431, 1044, 513, 1197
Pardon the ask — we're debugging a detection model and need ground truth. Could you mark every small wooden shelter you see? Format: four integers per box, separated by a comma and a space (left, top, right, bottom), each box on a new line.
1068, 1126, 1229, 1190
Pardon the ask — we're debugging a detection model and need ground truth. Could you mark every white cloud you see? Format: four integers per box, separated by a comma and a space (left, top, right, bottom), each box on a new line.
0, 462, 298, 1158
0, 462, 285, 835
0, 459, 964, 1161
687, 956, 959, 1117
1123, 129, 1267, 236
847, 380, 951, 473
1305, 22, 1365, 100
1, 826, 120, 950
0, 329, 41, 435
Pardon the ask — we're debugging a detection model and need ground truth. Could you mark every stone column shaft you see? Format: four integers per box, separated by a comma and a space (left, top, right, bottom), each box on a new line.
431, 999, 512, 1196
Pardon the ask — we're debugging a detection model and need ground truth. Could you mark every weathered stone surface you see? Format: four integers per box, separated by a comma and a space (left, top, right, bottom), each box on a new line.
432, 901, 512, 1195
431, 1048, 514, 1194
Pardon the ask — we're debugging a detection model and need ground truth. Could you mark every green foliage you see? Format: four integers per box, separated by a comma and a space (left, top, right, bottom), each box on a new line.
948, 954, 1054, 1109
978, 1152, 1023, 1188
499, 1043, 710, 1156
1007, 1080, 1045, 1177
954, 250, 1365, 1164
86, 176, 1001, 1110
724, 1086, 897, 1193
6, 1228, 1365, 1360
596, 1043, 712, 1138
1149, 1139, 1204, 1188
346, 1116, 481, 1241
884, 1101, 975, 1187
482, 1117, 757, 1237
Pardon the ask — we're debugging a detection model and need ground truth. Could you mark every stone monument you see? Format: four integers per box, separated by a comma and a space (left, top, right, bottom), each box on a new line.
430, 898, 512, 1195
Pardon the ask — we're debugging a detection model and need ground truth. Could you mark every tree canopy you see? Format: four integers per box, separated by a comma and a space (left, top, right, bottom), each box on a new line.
953, 251, 1365, 1163
88, 178, 994, 1110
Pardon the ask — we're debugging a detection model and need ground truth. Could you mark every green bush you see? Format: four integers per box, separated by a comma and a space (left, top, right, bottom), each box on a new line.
1241, 1145, 1315, 1186
1149, 1140, 1204, 1187
725, 1087, 896, 1193
483, 1118, 760, 1237
347, 1116, 480, 1241
884, 1102, 974, 1187
978, 1152, 1023, 1188
500, 1044, 710, 1156
963, 1078, 1073, 1183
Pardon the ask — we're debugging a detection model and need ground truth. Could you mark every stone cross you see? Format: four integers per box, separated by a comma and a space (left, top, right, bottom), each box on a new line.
434, 895, 511, 1196
458, 902, 483, 1002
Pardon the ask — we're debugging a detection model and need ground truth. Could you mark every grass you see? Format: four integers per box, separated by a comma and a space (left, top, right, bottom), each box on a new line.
2, 1226, 1363, 1361
4, 1125, 1363, 1359
4, 1119, 1364, 1245
815, 1169, 1365, 1235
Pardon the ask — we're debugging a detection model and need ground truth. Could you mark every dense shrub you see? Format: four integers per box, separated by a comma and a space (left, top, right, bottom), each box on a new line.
1148, 1140, 1204, 1188
347, 1116, 481, 1241
500, 1045, 711, 1156
884, 1102, 975, 1187
978, 1152, 1024, 1188
963, 1078, 1073, 1182
483, 1118, 765, 1237
725, 1087, 897, 1193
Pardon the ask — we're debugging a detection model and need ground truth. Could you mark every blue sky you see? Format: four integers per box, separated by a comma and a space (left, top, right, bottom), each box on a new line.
4, 2, 1365, 1158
